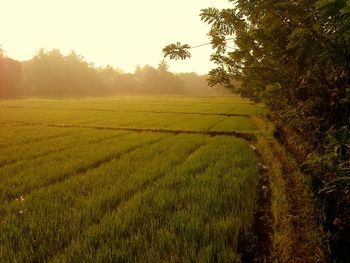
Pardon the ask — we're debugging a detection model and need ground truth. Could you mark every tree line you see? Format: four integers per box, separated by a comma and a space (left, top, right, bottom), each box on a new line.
0, 48, 229, 98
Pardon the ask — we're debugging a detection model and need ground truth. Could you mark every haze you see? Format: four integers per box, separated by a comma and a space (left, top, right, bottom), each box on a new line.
1, 0, 231, 74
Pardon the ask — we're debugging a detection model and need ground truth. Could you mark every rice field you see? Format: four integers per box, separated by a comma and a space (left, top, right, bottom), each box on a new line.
0, 96, 267, 262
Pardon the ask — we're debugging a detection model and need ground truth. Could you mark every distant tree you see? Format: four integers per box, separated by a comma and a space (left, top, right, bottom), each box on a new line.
0, 49, 22, 97
23, 49, 104, 96
98, 65, 125, 94
0, 47, 230, 98
179, 72, 232, 95
157, 60, 169, 75
156, 60, 186, 94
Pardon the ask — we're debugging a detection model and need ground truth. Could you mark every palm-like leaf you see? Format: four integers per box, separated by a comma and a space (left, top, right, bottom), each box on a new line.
162, 42, 192, 60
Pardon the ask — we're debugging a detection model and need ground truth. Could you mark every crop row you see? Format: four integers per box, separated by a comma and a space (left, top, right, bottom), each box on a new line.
1, 134, 205, 261
0, 125, 80, 151
0, 135, 258, 262
0, 96, 254, 115
53, 136, 259, 263
0, 128, 93, 167
0, 96, 264, 262
0, 96, 265, 133
1, 109, 257, 133
0, 131, 167, 203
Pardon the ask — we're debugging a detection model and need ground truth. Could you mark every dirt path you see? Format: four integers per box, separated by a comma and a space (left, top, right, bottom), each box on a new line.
250, 116, 325, 262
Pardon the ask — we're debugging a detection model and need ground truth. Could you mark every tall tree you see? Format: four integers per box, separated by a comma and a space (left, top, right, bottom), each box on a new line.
164, 0, 350, 137
163, 0, 350, 261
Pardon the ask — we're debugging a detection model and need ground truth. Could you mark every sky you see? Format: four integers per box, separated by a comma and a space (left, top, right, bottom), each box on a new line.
1, 0, 232, 74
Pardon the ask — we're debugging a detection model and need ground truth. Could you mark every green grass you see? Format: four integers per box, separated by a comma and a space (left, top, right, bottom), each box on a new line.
0, 96, 265, 262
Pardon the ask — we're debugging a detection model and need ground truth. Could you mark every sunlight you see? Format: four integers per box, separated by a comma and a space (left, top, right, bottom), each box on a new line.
0, 0, 230, 73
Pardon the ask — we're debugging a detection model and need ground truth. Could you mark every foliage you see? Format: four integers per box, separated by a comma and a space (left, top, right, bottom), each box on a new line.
0, 50, 22, 97
23, 49, 102, 96
163, 0, 350, 260
327, 126, 350, 162
163, 42, 191, 60
163, 0, 350, 140
0, 48, 227, 97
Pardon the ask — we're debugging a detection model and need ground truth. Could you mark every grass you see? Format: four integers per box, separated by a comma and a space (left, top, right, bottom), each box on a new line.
251, 116, 325, 262
0, 96, 265, 262
0, 96, 266, 132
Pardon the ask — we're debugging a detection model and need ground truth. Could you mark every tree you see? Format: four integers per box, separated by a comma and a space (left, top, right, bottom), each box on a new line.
23, 49, 104, 96
163, 1, 350, 261
164, 0, 350, 134
163, 0, 350, 155
157, 59, 169, 75
0, 49, 22, 97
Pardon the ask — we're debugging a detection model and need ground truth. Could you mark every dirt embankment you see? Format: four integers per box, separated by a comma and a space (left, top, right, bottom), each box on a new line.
249, 116, 325, 262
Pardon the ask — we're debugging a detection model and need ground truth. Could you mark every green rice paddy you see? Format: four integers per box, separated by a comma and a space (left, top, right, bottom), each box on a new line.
0, 96, 267, 262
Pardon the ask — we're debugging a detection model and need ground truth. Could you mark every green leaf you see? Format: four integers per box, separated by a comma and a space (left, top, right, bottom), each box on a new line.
162, 42, 191, 60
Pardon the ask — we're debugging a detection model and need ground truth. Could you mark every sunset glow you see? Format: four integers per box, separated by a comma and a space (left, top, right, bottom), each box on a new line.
1, 0, 231, 73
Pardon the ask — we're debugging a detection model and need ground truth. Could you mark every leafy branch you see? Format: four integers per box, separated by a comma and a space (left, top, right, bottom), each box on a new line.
162, 42, 191, 60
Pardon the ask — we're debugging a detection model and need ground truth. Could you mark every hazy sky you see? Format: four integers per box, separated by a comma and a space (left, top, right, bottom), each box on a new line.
1, 0, 232, 74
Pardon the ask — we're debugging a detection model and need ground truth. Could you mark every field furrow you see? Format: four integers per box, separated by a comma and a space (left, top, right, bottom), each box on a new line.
1, 121, 257, 140
0, 124, 82, 150
0, 96, 267, 262
0, 128, 129, 167
135, 110, 250, 117
0, 132, 170, 203
0, 135, 209, 262
52, 137, 259, 263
